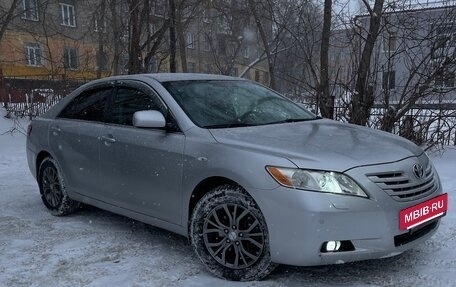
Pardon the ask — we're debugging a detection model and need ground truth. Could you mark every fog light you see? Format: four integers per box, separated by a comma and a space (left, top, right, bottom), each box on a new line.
321, 240, 355, 253
325, 240, 341, 252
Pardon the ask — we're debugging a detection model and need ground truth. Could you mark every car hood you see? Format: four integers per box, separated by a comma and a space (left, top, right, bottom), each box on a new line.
209, 119, 423, 172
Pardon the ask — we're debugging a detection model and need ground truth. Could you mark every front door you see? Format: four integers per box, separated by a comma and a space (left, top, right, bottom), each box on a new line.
98, 82, 185, 224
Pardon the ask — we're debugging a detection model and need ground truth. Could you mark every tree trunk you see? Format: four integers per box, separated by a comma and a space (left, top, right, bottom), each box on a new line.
0, 0, 20, 43
110, 0, 121, 75
96, 1, 107, 79
168, 0, 177, 72
127, 0, 143, 74
350, 0, 384, 126
176, 11, 187, 72
317, 0, 333, 119
248, 0, 275, 89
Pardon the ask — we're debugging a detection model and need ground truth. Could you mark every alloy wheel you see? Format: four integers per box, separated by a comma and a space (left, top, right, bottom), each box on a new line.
203, 203, 265, 269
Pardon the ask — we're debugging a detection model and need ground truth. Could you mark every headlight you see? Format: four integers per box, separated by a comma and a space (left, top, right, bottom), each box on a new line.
266, 166, 368, 198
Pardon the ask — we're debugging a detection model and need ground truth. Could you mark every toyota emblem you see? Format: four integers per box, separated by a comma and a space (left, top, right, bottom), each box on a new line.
412, 164, 425, 179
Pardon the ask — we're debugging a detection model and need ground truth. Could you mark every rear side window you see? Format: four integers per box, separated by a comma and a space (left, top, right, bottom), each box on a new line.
107, 87, 161, 126
59, 88, 112, 122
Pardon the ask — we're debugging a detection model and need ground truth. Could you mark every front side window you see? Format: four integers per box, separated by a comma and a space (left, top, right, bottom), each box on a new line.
162, 80, 316, 128
59, 88, 112, 122
63, 47, 78, 69
22, 0, 39, 21
107, 88, 161, 126
60, 3, 76, 27
24, 42, 43, 66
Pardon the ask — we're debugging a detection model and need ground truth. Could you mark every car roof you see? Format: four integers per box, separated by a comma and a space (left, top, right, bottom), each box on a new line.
90, 73, 245, 84
144, 73, 244, 82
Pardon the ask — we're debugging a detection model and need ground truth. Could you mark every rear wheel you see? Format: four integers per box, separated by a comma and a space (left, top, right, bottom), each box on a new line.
190, 184, 276, 281
38, 157, 79, 216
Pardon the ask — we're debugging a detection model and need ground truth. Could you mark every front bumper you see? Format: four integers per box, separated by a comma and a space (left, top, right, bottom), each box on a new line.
248, 158, 443, 266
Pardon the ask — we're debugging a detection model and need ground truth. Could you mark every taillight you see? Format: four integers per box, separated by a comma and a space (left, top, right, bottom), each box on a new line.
27, 123, 32, 136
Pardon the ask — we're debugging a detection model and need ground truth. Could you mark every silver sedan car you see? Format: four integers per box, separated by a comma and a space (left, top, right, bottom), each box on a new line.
26, 74, 447, 281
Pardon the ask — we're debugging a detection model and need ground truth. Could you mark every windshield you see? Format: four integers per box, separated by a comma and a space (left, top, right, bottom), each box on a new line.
162, 80, 317, 128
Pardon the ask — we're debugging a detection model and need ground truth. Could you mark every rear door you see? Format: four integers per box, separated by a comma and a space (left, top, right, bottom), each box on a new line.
50, 87, 112, 196
98, 81, 185, 224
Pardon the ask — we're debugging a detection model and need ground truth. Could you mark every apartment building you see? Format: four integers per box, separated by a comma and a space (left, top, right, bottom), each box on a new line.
351, 3, 456, 105
0, 0, 108, 81
0, 0, 270, 90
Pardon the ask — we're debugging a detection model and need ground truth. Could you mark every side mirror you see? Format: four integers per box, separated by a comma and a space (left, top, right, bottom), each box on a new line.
133, 110, 166, 128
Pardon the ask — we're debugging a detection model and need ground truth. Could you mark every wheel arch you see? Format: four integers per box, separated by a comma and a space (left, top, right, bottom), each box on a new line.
36, 150, 52, 179
187, 177, 237, 225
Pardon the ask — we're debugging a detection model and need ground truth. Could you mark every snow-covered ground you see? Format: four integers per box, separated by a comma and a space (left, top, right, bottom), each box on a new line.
0, 111, 455, 287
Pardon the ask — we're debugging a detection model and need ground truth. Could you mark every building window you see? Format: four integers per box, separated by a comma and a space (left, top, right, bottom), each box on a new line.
149, 23, 157, 35
242, 46, 249, 58
382, 32, 397, 53
202, 35, 210, 51
202, 9, 210, 23
154, 0, 165, 16
60, 3, 76, 27
186, 32, 195, 49
263, 71, 269, 83
434, 22, 456, 48
24, 43, 43, 66
382, 70, 396, 90
22, 0, 39, 21
96, 50, 109, 71
63, 47, 78, 69
147, 57, 157, 73
94, 17, 106, 33
188, 62, 196, 73
255, 70, 260, 82
204, 64, 211, 73
434, 70, 455, 88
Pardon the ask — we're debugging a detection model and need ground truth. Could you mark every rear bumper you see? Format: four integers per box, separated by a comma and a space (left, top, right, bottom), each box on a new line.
26, 146, 37, 179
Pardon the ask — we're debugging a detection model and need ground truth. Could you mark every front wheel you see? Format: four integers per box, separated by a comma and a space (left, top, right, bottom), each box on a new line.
190, 185, 277, 281
38, 157, 79, 216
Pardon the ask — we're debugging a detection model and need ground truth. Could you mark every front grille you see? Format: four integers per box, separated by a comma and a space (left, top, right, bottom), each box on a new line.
394, 220, 439, 247
367, 164, 437, 202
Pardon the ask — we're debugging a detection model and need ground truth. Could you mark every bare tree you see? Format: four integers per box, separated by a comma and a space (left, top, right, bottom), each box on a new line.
0, 0, 20, 43
247, 0, 276, 88
169, 0, 177, 72
349, 0, 385, 126
318, 0, 333, 118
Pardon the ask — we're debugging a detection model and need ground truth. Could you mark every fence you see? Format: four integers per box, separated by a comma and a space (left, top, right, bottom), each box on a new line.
2, 90, 63, 118
0, 77, 84, 119
301, 102, 456, 146
2, 81, 455, 146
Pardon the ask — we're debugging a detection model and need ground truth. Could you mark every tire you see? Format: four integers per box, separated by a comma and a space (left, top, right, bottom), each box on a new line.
190, 184, 277, 281
38, 157, 79, 216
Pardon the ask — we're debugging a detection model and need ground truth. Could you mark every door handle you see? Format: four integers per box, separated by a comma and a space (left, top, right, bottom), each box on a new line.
100, 135, 116, 143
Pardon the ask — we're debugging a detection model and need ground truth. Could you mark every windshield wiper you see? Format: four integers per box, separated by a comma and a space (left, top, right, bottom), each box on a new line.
204, 122, 256, 129
266, 117, 320, 125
